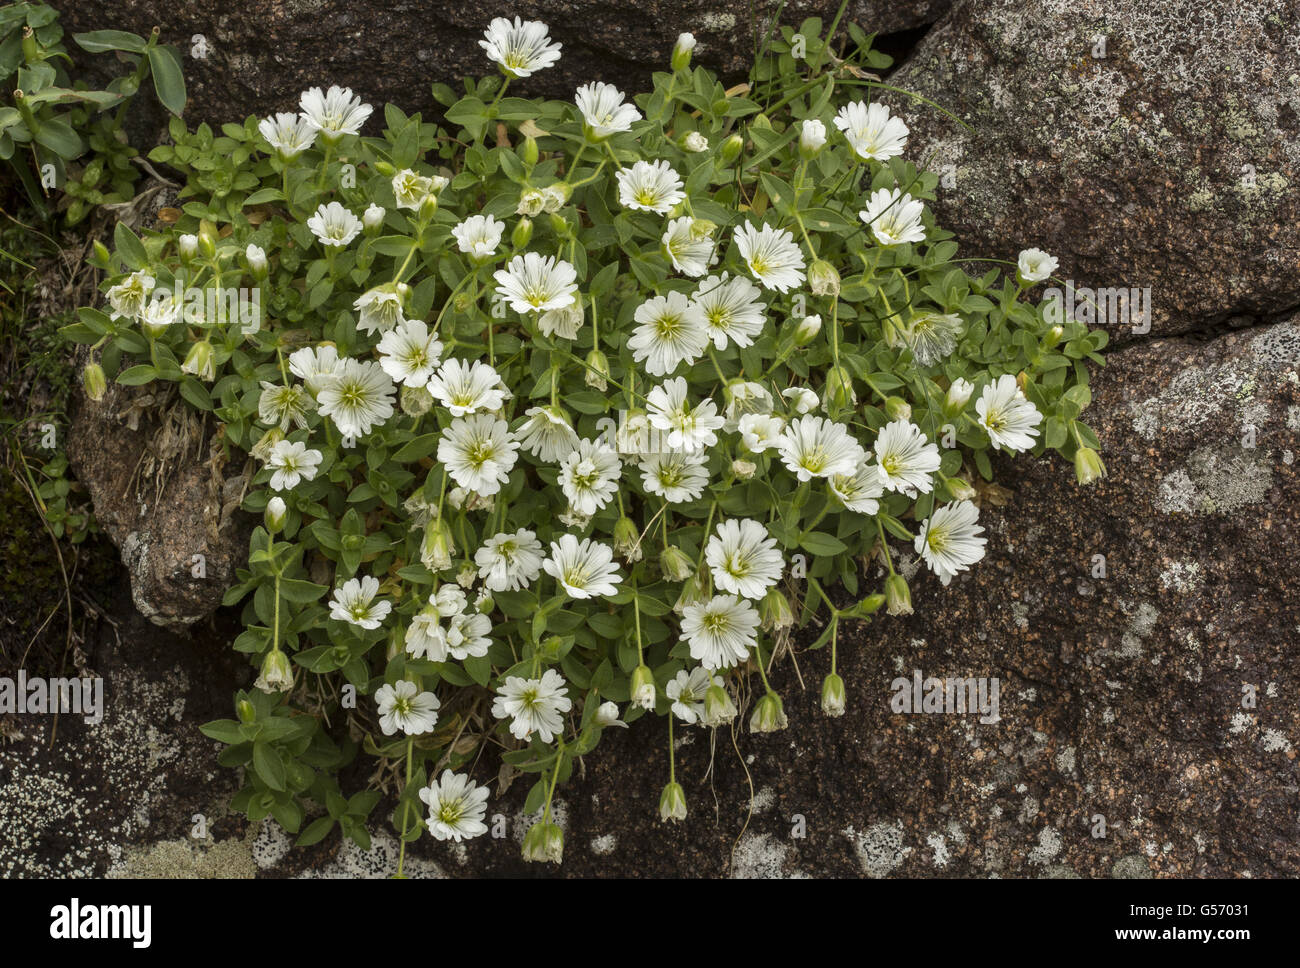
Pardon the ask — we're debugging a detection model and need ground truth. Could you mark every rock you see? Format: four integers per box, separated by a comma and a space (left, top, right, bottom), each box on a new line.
884, 0, 1300, 339
66, 376, 253, 629
61, 1, 948, 125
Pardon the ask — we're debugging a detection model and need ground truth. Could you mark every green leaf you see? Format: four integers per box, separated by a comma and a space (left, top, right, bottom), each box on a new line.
296, 816, 336, 847
252, 741, 286, 791
113, 221, 148, 270
392, 433, 440, 462
147, 45, 187, 116
116, 364, 159, 386
801, 531, 847, 555
73, 30, 147, 53
33, 119, 82, 159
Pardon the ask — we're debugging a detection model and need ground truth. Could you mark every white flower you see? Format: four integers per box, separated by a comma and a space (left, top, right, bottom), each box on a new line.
405, 607, 449, 661
646, 376, 724, 451
734, 222, 806, 293
629, 290, 708, 376
738, 413, 785, 453
706, 519, 783, 600
288, 344, 342, 395
683, 131, 709, 152
833, 100, 908, 161
1017, 247, 1058, 284
264, 439, 323, 490
680, 595, 759, 670
392, 169, 435, 210
616, 160, 685, 213
431, 584, 468, 618
542, 534, 622, 599
662, 217, 716, 278
353, 284, 409, 336
258, 112, 317, 158
829, 463, 885, 514
873, 419, 941, 494
492, 669, 571, 742
538, 301, 584, 339
860, 188, 926, 246
245, 243, 267, 275
446, 611, 492, 660
106, 270, 154, 320
316, 358, 396, 438
475, 529, 545, 592
976, 374, 1042, 452
915, 500, 987, 585
178, 234, 198, 259
479, 17, 562, 78
420, 770, 489, 842
574, 81, 641, 138
595, 701, 627, 728
777, 416, 867, 482
307, 201, 362, 247
946, 377, 974, 412
517, 188, 545, 216
516, 405, 580, 462
800, 118, 827, 154
438, 414, 519, 496
427, 358, 506, 415
558, 438, 622, 515
904, 311, 963, 365
258, 381, 314, 432
329, 575, 391, 630
376, 679, 439, 736
299, 85, 372, 143
452, 214, 505, 263
493, 253, 578, 314
782, 386, 819, 415
377, 320, 443, 388
363, 203, 385, 231
639, 450, 709, 503
666, 667, 720, 724
688, 272, 766, 350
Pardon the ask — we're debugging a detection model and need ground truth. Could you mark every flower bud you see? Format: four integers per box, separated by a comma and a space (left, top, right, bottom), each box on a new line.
946, 477, 977, 501
521, 821, 564, 864
522, 135, 540, 166
825, 365, 856, 411
885, 573, 913, 617
418, 192, 439, 221
759, 587, 794, 632
681, 130, 708, 153
475, 588, 495, 614
363, 203, 385, 234
750, 691, 788, 733
181, 340, 215, 382
659, 545, 695, 583
885, 396, 912, 421
821, 673, 846, 717
254, 648, 294, 693
91, 240, 112, 267
630, 664, 656, 710
82, 362, 107, 402
420, 516, 455, 572
659, 781, 687, 822
944, 378, 974, 415
674, 572, 709, 614
800, 118, 827, 158
264, 495, 287, 533
671, 32, 696, 72
595, 701, 627, 728
731, 458, 757, 479
198, 228, 217, 260
548, 212, 572, 239
793, 313, 822, 345
807, 259, 841, 297
512, 216, 534, 249
1041, 324, 1065, 351
719, 134, 744, 165
612, 515, 642, 563
1074, 447, 1107, 485
400, 383, 434, 417
702, 684, 737, 727
178, 233, 198, 261
245, 243, 268, 280
250, 426, 285, 462
237, 699, 256, 723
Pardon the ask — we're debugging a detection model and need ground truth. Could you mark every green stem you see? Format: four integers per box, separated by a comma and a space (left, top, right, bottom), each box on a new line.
395, 735, 414, 878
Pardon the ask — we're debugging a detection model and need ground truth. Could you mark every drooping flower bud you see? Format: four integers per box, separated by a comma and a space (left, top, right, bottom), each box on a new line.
658, 782, 687, 822
884, 573, 913, 617
807, 259, 841, 297
400, 383, 434, 417
82, 362, 107, 402
759, 587, 794, 632
659, 545, 695, 583
630, 664, 656, 710
584, 348, 610, 391
612, 515, 642, 563
521, 821, 564, 864
702, 683, 737, 727
181, 340, 215, 381
750, 691, 788, 733
825, 365, 856, 411
1074, 447, 1107, 485
674, 572, 709, 614
254, 648, 294, 694
885, 396, 912, 421
821, 673, 846, 717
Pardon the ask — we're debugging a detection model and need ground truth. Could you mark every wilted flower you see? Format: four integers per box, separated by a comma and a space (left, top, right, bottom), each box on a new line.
750, 691, 788, 733
254, 648, 294, 694
821, 673, 846, 717
521, 821, 564, 863
659, 781, 688, 822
